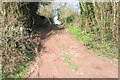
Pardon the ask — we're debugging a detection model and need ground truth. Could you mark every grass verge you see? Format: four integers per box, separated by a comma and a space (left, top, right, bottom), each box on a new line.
66, 25, 118, 64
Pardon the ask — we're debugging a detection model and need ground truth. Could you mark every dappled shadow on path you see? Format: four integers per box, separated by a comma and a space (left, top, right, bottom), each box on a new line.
31, 27, 118, 78
34, 24, 65, 55
27, 24, 66, 78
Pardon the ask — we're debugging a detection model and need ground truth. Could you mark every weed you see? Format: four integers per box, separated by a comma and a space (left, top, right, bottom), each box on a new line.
63, 54, 78, 71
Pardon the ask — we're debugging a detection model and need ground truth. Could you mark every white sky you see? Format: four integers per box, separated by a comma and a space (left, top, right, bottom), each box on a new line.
52, 0, 81, 15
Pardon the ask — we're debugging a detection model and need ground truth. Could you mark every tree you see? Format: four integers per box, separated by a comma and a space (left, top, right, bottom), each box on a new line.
1, 2, 39, 31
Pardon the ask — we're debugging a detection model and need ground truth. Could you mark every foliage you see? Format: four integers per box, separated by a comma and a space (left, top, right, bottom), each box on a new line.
0, 27, 35, 78
37, 4, 54, 24
66, 25, 118, 61
0, 2, 39, 78
59, 2, 118, 61
39, 2, 51, 6
1, 2, 39, 29
58, 7, 79, 25
79, 2, 119, 46
78, 2, 119, 60
66, 15, 74, 23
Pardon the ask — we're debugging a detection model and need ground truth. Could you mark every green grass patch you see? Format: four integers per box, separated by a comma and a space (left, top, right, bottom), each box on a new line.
63, 54, 78, 71
66, 25, 118, 62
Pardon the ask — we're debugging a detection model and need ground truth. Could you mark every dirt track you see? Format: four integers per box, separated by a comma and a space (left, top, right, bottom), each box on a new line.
27, 29, 118, 78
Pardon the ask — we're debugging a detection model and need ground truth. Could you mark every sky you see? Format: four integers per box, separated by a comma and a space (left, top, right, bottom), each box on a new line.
52, 0, 81, 15
51, 0, 81, 24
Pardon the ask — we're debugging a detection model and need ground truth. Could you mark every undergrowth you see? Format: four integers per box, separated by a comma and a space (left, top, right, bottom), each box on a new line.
0, 27, 36, 78
1, 2, 40, 78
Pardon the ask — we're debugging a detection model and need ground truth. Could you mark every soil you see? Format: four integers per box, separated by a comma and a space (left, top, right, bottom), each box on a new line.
27, 27, 118, 78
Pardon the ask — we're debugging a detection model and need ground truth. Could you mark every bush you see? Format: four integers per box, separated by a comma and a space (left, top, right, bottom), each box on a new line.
0, 26, 35, 78
58, 7, 80, 25
1, 2, 39, 78
66, 15, 74, 23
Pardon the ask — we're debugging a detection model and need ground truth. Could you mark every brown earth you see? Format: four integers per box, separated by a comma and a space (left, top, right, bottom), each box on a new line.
27, 28, 118, 78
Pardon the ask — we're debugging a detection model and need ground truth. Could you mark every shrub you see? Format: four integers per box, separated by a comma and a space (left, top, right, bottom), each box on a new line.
0, 26, 35, 78
1, 2, 39, 78
66, 15, 74, 23
58, 6, 80, 25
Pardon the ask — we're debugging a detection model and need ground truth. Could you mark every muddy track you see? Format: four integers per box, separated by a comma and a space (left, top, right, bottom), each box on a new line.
27, 28, 118, 78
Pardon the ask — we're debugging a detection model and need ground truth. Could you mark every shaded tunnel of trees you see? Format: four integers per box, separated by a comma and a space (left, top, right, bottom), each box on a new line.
0, 2, 119, 78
